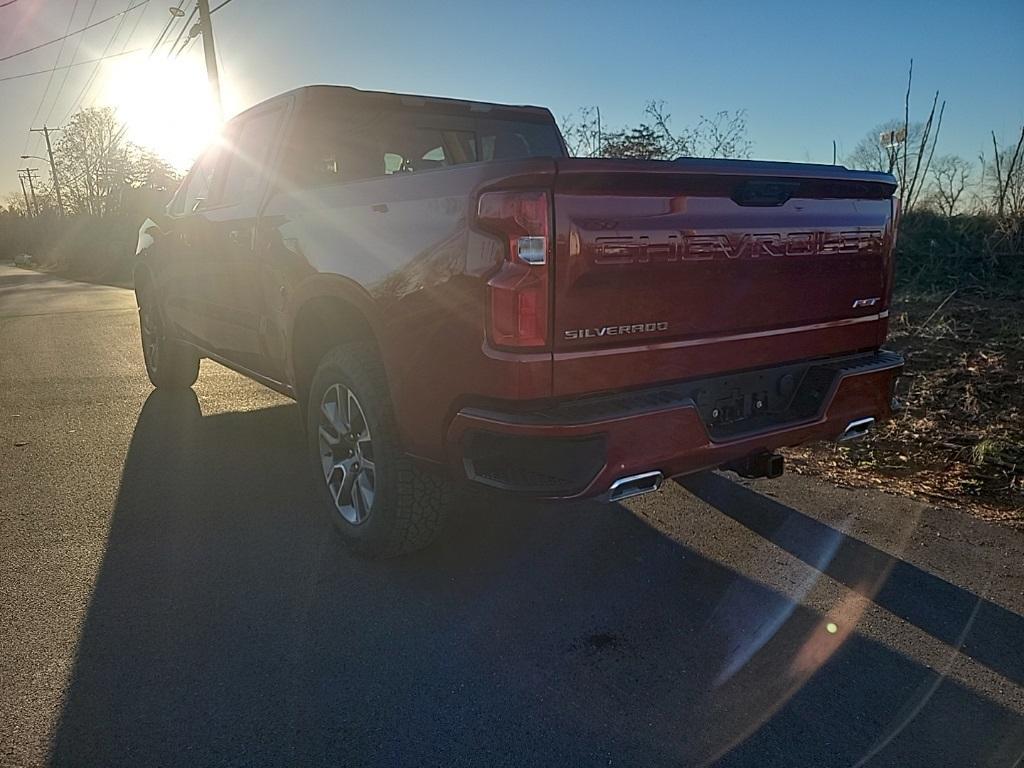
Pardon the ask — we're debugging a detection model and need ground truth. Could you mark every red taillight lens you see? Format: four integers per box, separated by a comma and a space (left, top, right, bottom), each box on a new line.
477, 190, 550, 348
487, 261, 546, 346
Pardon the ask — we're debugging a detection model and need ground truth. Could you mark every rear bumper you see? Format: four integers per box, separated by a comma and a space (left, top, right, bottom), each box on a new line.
446, 350, 903, 499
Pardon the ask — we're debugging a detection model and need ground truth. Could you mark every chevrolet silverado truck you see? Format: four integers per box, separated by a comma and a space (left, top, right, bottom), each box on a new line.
135, 85, 903, 557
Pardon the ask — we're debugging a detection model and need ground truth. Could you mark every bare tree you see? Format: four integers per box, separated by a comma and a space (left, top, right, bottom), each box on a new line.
559, 101, 751, 160
643, 101, 751, 159
54, 108, 130, 216
900, 60, 945, 213
846, 60, 945, 213
600, 124, 672, 160
930, 155, 972, 215
848, 119, 922, 174
560, 106, 603, 157
51, 107, 179, 217
2, 194, 28, 216
984, 125, 1024, 221
692, 109, 752, 159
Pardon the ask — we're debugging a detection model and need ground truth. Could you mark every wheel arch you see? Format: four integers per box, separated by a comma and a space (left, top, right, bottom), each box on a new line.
287, 277, 387, 412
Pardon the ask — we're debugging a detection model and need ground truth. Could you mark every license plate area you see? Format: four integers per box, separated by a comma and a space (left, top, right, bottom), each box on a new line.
686, 361, 836, 440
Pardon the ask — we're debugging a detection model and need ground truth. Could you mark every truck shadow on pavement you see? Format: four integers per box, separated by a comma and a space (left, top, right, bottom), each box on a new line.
48, 390, 1024, 768
678, 472, 1024, 688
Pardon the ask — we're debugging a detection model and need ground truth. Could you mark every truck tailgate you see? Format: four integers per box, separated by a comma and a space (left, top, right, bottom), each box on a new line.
551, 158, 898, 397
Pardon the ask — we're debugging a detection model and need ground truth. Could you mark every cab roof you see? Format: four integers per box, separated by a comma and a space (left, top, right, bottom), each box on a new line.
230, 84, 556, 124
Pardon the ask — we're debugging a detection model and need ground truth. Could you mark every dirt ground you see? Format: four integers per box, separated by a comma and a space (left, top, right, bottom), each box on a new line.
789, 292, 1024, 527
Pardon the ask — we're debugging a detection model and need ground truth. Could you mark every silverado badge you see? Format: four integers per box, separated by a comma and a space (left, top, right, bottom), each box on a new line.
563, 322, 669, 340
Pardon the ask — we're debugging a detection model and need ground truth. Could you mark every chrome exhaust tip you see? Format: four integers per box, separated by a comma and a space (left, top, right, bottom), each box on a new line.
607, 471, 664, 502
838, 417, 875, 442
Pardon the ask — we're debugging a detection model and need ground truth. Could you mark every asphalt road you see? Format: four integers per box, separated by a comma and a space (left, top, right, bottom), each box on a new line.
2, 263, 1023, 768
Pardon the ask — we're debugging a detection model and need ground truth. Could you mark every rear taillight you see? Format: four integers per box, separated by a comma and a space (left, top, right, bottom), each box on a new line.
476, 190, 550, 348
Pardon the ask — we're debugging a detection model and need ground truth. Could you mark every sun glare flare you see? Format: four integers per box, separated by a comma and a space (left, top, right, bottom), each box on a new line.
97, 53, 226, 172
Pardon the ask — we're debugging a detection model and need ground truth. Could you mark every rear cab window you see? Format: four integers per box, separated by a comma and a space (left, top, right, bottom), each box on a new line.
281, 91, 566, 188
479, 119, 564, 161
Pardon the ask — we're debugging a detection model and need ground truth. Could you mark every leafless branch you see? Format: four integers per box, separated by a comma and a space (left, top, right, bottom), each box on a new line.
902, 59, 912, 206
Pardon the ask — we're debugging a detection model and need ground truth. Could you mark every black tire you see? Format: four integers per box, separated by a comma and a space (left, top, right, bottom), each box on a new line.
306, 342, 451, 557
137, 285, 200, 390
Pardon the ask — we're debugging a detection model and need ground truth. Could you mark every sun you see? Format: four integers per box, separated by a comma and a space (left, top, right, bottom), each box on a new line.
97, 52, 225, 172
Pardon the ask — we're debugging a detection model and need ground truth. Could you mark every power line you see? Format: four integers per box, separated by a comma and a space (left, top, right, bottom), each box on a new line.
0, 0, 22, 8
210, 0, 234, 13
62, 19, 133, 122
57, 0, 182, 126
23, 0, 81, 155
44, 0, 100, 127
62, 0, 141, 122
68, 0, 176, 118
123, 0, 151, 48
149, 0, 185, 54
159, 12, 188, 55
167, 5, 198, 57
0, 48, 144, 83
0, 0, 150, 64
175, 29, 199, 58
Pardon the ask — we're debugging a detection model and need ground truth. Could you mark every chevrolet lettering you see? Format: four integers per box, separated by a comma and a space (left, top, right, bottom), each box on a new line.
592, 230, 884, 265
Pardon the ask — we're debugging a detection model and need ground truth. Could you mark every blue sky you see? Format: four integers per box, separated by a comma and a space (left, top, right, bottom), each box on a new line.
2, 0, 1022, 198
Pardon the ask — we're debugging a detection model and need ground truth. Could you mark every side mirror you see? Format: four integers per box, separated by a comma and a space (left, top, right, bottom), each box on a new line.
147, 211, 173, 230
136, 218, 162, 255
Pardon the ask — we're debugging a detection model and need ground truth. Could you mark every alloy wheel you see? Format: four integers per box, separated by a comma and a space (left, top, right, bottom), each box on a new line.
318, 382, 376, 524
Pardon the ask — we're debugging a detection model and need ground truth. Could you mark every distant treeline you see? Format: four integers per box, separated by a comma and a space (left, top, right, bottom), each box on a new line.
3, 208, 1020, 298
895, 212, 1024, 296
0, 211, 147, 285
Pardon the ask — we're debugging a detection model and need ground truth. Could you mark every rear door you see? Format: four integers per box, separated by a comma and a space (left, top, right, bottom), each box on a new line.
193, 103, 288, 374
550, 159, 897, 397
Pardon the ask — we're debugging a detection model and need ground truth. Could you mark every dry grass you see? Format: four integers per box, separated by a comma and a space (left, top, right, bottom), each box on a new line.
787, 293, 1024, 527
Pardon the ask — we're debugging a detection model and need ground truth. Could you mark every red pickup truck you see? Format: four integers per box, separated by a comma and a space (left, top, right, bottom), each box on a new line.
136, 85, 903, 556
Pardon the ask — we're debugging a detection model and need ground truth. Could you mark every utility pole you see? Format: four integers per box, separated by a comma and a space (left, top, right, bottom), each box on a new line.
196, 0, 222, 117
17, 173, 33, 217
29, 126, 65, 216
19, 168, 41, 216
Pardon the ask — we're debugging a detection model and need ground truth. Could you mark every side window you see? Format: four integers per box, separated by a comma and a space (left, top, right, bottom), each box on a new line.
169, 147, 220, 215
378, 128, 476, 176
283, 107, 477, 187
167, 179, 188, 216
220, 108, 284, 205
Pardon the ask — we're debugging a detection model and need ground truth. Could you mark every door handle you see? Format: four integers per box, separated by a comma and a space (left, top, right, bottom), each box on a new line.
229, 230, 247, 247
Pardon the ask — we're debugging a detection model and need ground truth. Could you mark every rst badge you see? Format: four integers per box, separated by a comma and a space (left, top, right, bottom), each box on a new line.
563, 322, 669, 340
